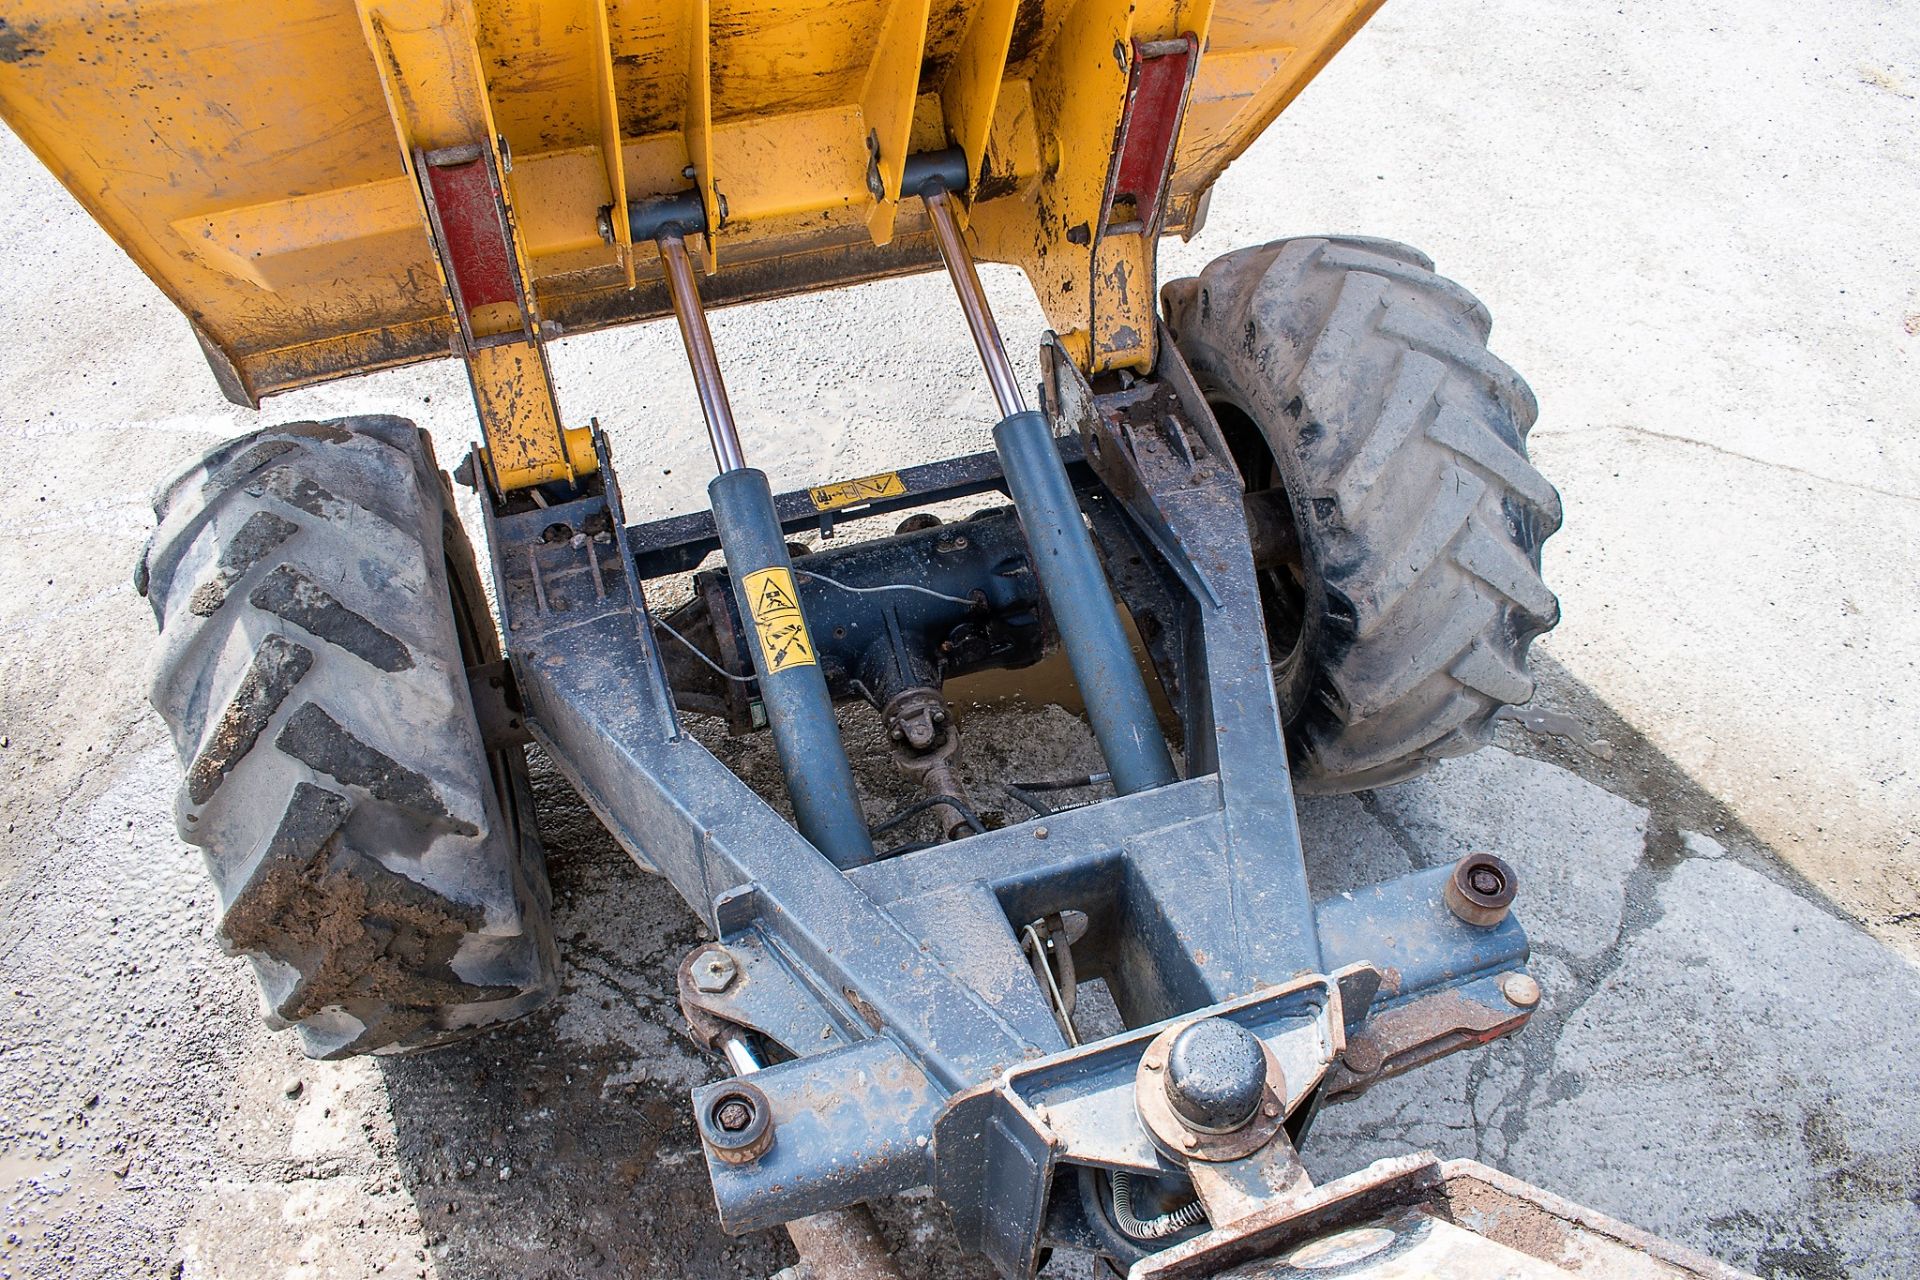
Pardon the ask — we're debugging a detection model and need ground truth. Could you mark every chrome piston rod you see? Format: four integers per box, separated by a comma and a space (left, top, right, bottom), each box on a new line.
922, 187, 1027, 418
659, 232, 748, 473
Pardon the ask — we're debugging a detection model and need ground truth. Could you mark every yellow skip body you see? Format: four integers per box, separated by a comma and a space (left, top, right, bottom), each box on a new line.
0, 0, 1380, 488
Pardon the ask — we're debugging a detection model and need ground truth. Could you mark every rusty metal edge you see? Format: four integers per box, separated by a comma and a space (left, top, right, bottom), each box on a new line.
1433, 1159, 1756, 1280
1129, 1153, 1759, 1279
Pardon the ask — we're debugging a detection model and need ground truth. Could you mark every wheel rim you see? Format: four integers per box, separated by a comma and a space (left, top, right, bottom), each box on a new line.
443, 527, 529, 843
1207, 396, 1312, 720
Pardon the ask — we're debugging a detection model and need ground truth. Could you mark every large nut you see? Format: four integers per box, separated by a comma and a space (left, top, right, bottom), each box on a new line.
1444, 853, 1517, 927
700, 1080, 774, 1164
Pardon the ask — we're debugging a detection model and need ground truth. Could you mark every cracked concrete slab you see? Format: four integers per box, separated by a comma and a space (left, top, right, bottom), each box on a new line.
1301, 750, 1654, 1171
1535, 426, 1920, 957
1500, 855, 1920, 1279
1306, 770, 1920, 1280
1363, 749, 1650, 968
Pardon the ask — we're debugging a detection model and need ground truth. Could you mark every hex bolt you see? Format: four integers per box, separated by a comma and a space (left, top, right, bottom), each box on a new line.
693, 946, 739, 994
1500, 972, 1543, 1008
716, 1100, 755, 1132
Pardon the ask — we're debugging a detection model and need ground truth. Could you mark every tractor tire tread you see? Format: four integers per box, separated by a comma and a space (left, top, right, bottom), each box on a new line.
140, 416, 557, 1057
1163, 236, 1561, 792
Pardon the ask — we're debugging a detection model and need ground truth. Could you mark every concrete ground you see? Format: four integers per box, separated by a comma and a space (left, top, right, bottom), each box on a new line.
1, 0, 1917, 1278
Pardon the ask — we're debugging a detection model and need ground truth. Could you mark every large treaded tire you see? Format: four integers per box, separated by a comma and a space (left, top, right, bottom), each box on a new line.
137, 416, 558, 1057
1163, 237, 1562, 792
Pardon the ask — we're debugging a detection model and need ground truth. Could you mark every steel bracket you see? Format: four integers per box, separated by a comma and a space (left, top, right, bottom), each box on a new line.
475, 391, 1539, 1274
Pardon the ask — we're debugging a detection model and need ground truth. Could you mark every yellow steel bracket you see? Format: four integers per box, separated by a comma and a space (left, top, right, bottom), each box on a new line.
356, 0, 595, 492
968, 0, 1214, 375
862, 0, 935, 245
939, 0, 1022, 202
590, 0, 636, 288
685, 0, 721, 273
0, 0, 1389, 403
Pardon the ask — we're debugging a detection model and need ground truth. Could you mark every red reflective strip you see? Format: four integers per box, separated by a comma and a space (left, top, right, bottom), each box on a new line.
1111, 37, 1197, 222
424, 157, 519, 311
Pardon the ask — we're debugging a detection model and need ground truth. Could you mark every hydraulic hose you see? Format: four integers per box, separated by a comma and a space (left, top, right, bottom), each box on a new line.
1110, 1170, 1208, 1241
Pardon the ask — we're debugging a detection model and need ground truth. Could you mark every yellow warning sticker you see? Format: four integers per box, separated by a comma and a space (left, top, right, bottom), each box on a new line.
741, 567, 816, 673
808, 471, 907, 511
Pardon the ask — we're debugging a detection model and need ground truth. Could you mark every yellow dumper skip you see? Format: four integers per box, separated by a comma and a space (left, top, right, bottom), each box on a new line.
0, 1, 1378, 461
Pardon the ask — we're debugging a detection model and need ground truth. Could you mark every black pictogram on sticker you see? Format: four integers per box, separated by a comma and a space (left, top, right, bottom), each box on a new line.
754, 576, 799, 616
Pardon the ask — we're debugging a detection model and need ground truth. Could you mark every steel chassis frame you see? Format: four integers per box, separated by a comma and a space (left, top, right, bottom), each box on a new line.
471, 319, 1537, 1275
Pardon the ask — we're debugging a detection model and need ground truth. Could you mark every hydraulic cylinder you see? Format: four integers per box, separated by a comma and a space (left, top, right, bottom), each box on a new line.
659, 231, 873, 867
921, 186, 1177, 796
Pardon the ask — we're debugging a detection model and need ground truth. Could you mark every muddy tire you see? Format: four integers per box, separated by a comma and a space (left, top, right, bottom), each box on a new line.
136, 416, 558, 1057
1163, 237, 1561, 792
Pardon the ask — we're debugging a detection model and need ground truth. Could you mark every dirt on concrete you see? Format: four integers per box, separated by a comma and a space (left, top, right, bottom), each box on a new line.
2, 0, 1918, 1278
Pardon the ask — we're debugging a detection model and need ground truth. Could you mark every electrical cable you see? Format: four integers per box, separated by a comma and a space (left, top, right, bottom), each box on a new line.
796, 568, 978, 608
1016, 772, 1114, 791
652, 571, 979, 690
652, 615, 757, 683
1004, 772, 1113, 817
868, 793, 986, 839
